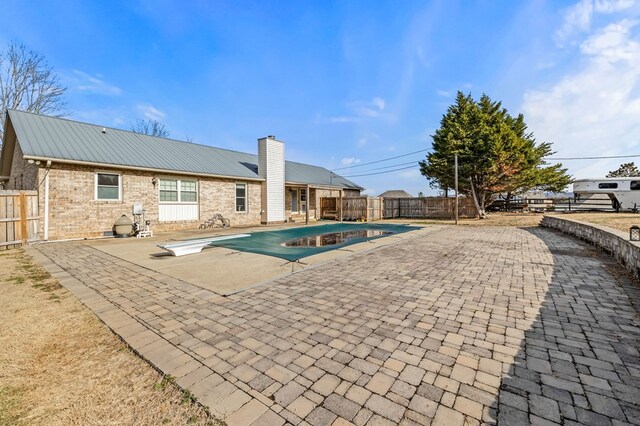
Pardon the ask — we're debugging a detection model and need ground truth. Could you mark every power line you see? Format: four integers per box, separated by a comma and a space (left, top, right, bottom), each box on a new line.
332, 149, 429, 171
546, 154, 640, 160
343, 160, 420, 173
340, 165, 416, 178
334, 152, 640, 179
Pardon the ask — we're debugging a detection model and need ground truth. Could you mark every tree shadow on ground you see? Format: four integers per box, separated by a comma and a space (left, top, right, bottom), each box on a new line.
495, 228, 640, 425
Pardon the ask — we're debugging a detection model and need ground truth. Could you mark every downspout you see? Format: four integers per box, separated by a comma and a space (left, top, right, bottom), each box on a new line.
44, 161, 51, 240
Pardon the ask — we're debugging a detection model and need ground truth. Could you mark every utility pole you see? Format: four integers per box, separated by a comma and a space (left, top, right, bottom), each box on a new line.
454, 154, 459, 225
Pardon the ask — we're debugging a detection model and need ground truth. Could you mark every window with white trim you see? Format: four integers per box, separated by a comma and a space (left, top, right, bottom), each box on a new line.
236, 183, 247, 212
181, 180, 197, 202
159, 178, 198, 203
95, 172, 121, 201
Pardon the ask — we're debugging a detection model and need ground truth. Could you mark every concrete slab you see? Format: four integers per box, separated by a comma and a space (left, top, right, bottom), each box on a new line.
83, 222, 441, 295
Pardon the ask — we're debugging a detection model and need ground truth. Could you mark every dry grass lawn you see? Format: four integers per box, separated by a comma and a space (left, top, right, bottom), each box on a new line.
0, 249, 223, 426
397, 211, 640, 232
556, 212, 640, 233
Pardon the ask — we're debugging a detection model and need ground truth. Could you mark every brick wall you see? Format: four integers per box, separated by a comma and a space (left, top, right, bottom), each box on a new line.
199, 179, 261, 227
37, 163, 262, 240
541, 215, 640, 280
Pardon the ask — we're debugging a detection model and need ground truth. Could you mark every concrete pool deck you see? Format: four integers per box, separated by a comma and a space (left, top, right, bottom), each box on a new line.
83, 222, 440, 295
29, 226, 640, 425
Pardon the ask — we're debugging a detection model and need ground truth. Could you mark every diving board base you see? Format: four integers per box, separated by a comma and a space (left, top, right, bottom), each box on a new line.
158, 234, 251, 256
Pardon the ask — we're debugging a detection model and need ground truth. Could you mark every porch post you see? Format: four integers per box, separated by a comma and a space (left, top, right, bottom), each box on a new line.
339, 189, 343, 222
305, 184, 310, 225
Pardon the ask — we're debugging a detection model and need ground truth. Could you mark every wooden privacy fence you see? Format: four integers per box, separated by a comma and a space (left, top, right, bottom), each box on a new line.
383, 197, 477, 219
1, 191, 39, 249
320, 196, 477, 221
320, 197, 381, 221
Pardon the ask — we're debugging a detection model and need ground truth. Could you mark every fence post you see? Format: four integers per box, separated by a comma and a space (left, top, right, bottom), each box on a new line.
568, 197, 571, 212
20, 191, 28, 245
454, 154, 459, 225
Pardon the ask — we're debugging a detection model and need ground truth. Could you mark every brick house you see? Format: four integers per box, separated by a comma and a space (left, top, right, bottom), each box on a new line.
0, 110, 362, 240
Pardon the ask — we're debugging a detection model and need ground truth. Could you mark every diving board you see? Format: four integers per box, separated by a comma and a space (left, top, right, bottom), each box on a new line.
157, 234, 251, 256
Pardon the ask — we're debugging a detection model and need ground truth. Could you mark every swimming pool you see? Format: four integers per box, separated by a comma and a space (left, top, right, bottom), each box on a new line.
282, 229, 394, 247
207, 223, 418, 261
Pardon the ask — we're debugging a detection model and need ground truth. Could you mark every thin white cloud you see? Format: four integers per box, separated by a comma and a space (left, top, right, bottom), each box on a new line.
436, 89, 451, 97
137, 104, 166, 121
347, 97, 386, 118
580, 18, 639, 61
523, 18, 640, 179
556, 0, 635, 44
341, 157, 361, 166
372, 97, 385, 110
329, 116, 359, 123
327, 97, 393, 123
70, 70, 122, 96
356, 133, 379, 148
70, 107, 129, 128
557, 0, 594, 42
595, 0, 635, 13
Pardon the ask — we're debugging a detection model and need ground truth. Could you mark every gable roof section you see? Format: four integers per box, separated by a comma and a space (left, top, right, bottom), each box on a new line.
379, 190, 414, 198
4, 110, 362, 190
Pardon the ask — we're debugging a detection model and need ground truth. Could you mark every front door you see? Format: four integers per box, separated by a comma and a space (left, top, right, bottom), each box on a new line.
291, 189, 298, 212
300, 189, 307, 213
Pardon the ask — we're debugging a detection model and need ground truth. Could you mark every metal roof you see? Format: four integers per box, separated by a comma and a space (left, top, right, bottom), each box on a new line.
378, 190, 414, 198
6, 110, 363, 190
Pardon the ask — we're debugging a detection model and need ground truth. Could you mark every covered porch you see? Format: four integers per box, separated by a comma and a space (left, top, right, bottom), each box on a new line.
284, 184, 345, 224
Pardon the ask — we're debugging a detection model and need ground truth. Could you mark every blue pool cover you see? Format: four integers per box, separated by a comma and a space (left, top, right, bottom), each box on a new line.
207, 222, 419, 261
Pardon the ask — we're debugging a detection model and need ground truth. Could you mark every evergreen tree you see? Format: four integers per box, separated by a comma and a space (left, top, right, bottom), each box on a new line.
420, 92, 572, 217
606, 162, 640, 177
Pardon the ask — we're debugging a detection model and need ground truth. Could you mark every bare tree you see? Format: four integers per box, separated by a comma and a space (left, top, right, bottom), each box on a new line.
129, 119, 170, 138
0, 42, 67, 147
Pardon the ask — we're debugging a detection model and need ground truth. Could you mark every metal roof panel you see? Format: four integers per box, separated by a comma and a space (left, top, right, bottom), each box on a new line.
7, 110, 363, 189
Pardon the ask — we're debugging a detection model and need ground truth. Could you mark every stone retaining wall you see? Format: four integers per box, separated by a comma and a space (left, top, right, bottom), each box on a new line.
541, 215, 640, 279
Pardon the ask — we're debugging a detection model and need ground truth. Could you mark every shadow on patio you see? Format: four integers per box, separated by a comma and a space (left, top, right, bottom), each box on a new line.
494, 228, 640, 425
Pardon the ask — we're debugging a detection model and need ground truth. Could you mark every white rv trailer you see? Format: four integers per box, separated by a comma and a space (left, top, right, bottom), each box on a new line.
573, 177, 640, 211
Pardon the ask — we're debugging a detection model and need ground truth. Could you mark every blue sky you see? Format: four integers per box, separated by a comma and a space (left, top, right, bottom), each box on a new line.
3, 0, 640, 195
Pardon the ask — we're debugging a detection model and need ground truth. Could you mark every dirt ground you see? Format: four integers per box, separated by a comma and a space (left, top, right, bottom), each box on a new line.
0, 249, 223, 426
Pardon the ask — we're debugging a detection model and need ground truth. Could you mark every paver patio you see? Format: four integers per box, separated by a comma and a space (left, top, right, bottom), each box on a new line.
30, 226, 640, 425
